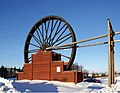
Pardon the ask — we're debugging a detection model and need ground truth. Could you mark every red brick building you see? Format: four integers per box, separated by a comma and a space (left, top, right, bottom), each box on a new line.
17, 50, 84, 83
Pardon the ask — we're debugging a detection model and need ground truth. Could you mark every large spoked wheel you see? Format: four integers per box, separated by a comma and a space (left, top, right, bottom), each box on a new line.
24, 16, 76, 70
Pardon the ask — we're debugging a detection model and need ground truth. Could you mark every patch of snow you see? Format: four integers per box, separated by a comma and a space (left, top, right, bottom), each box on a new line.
0, 76, 120, 92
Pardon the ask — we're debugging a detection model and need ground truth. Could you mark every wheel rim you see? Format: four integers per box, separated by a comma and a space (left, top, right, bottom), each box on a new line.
24, 16, 76, 70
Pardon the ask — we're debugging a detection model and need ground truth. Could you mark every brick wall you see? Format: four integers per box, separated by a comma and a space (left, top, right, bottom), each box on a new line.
17, 50, 84, 83
32, 63, 51, 80
17, 72, 24, 80
32, 50, 52, 64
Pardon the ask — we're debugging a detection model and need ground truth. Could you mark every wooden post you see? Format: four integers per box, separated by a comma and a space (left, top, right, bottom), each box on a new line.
107, 19, 115, 87
111, 37, 115, 84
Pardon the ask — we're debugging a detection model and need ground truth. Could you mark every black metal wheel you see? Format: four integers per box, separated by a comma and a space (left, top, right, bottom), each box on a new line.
24, 16, 76, 70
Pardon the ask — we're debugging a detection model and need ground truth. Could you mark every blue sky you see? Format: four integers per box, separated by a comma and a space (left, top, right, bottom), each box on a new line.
0, 0, 120, 72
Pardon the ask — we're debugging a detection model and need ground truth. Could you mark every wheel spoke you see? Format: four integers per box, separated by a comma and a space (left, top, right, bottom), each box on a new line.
46, 19, 50, 44
26, 42, 41, 48
56, 33, 71, 42
53, 33, 71, 46
41, 21, 45, 42
28, 57, 32, 59
29, 33, 42, 47
47, 19, 59, 44
50, 21, 62, 44
38, 27, 44, 43
35, 27, 43, 44
25, 49, 39, 53
45, 19, 53, 46
56, 24, 66, 35
54, 36, 72, 46
52, 26, 68, 45
27, 59, 31, 62
44, 22, 47, 42
25, 57, 32, 62
61, 54, 70, 59
54, 20, 62, 35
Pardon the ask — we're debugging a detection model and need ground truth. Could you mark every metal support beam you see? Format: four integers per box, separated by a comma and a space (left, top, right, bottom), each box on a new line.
107, 19, 115, 87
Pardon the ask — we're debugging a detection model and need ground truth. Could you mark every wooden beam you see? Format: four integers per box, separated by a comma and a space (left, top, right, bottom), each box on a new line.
107, 19, 115, 87
46, 40, 120, 50
115, 31, 120, 35
46, 34, 108, 50
77, 41, 108, 48
46, 31, 120, 50
114, 40, 120, 42
46, 39, 120, 50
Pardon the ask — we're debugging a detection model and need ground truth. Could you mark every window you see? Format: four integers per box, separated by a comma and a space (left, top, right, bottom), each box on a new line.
56, 66, 61, 72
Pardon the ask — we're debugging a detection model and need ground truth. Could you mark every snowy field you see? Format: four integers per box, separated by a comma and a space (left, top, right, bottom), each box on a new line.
0, 76, 120, 93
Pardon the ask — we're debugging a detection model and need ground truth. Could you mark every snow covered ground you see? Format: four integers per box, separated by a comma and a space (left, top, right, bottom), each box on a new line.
0, 76, 120, 93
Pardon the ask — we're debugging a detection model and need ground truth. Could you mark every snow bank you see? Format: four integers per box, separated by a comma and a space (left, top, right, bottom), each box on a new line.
0, 77, 18, 93
0, 76, 120, 93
